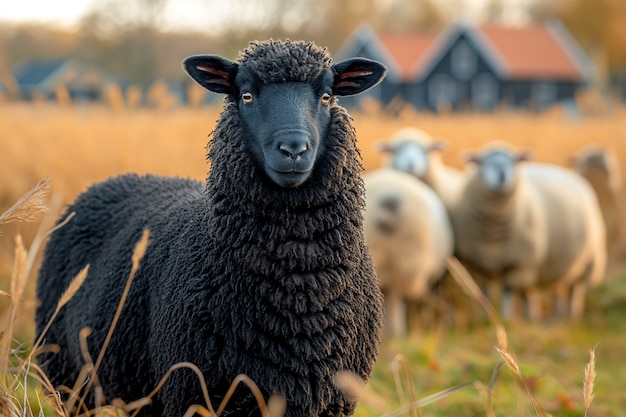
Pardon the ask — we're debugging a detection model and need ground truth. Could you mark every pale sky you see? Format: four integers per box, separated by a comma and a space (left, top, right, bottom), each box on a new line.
0, 0, 97, 27
0, 0, 228, 31
0, 0, 535, 31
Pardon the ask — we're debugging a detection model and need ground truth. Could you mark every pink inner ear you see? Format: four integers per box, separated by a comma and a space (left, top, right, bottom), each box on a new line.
341, 70, 374, 79
196, 65, 229, 79
335, 80, 359, 88
430, 142, 446, 152
465, 154, 480, 164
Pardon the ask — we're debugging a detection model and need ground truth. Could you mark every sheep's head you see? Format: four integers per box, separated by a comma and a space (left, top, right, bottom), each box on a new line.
183, 40, 386, 188
571, 147, 622, 194
378, 127, 446, 179
571, 148, 614, 178
466, 146, 531, 194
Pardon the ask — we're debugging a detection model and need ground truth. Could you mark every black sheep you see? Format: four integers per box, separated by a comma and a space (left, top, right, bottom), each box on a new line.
35, 39, 386, 417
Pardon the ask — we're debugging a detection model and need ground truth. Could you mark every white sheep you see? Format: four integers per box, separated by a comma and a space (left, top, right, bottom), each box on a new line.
571, 146, 626, 259
378, 127, 465, 210
451, 142, 607, 321
363, 168, 454, 336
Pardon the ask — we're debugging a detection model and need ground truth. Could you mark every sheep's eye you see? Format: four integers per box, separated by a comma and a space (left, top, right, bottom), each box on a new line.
321, 92, 331, 106
242, 92, 253, 104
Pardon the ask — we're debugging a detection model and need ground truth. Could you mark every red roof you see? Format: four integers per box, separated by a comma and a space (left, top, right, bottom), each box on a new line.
376, 32, 437, 80
479, 23, 583, 80
372, 21, 584, 82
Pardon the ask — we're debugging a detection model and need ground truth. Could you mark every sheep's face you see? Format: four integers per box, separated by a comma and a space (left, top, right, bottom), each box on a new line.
573, 150, 612, 178
388, 142, 429, 178
468, 148, 530, 194
233, 70, 332, 188
381, 140, 445, 179
183, 44, 387, 188
379, 127, 445, 179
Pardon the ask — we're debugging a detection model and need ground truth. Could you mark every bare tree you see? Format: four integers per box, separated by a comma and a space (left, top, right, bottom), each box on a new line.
539, 0, 626, 72
77, 0, 169, 85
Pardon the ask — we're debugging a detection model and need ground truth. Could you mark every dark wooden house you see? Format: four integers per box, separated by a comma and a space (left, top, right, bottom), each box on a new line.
334, 20, 594, 112
12, 59, 115, 101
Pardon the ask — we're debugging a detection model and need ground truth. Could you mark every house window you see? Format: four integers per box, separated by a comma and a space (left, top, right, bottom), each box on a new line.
428, 74, 456, 111
451, 40, 477, 81
472, 73, 499, 110
531, 82, 557, 108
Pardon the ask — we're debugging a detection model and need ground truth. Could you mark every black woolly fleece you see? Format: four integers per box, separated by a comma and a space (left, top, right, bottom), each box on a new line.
35, 40, 384, 417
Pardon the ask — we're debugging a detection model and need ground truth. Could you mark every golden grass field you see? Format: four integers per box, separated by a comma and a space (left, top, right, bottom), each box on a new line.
2, 99, 626, 207
1, 99, 626, 416
2, 99, 625, 277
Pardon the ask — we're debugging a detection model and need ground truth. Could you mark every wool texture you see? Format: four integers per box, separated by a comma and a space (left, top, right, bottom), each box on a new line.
35, 39, 383, 417
237, 39, 332, 84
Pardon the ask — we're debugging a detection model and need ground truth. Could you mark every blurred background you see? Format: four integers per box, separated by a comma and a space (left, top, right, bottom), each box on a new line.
2, 1, 626, 415
1, 0, 625, 105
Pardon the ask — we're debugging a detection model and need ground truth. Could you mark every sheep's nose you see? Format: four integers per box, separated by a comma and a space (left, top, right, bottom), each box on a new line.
498, 170, 508, 185
279, 141, 308, 160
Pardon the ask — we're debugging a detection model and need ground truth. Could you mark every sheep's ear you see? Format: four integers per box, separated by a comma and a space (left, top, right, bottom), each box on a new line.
516, 150, 532, 162
183, 55, 238, 94
430, 140, 447, 152
464, 152, 481, 164
567, 155, 579, 167
376, 142, 394, 153
331, 58, 387, 96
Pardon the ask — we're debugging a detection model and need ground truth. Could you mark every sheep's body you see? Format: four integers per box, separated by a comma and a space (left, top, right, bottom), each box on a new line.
572, 146, 626, 258
380, 127, 464, 209
35, 40, 386, 417
363, 168, 453, 336
452, 145, 606, 320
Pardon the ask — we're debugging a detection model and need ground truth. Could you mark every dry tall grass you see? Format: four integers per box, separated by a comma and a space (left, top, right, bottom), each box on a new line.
2, 101, 626, 215
0, 178, 54, 416
354, 103, 626, 175
0, 187, 286, 416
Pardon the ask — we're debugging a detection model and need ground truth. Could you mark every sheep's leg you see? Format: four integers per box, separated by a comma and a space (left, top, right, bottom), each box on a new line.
486, 279, 503, 317
553, 283, 570, 318
569, 282, 587, 321
384, 291, 407, 338
501, 288, 526, 321
503, 268, 539, 321
461, 266, 491, 323
524, 287, 543, 321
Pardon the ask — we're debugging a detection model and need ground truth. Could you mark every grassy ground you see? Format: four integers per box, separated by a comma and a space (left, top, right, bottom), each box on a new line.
1, 101, 626, 416
356, 271, 626, 416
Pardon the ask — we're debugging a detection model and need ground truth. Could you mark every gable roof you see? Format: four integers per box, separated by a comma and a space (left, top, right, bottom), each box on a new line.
418, 19, 591, 82
334, 25, 440, 82
13, 59, 67, 86
479, 21, 586, 80
13, 59, 116, 91
414, 20, 508, 80
11, 59, 120, 101
338, 19, 593, 84
376, 32, 437, 81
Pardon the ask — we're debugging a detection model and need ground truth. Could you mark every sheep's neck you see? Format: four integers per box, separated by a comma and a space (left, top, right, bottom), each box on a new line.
198, 180, 375, 408
202, 171, 366, 305
465, 183, 518, 244
420, 165, 437, 188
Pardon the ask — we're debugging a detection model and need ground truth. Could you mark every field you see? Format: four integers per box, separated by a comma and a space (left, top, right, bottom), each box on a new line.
1, 99, 626, 416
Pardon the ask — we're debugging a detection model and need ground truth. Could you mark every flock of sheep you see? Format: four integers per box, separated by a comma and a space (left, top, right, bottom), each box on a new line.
364, 127, 624, 337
